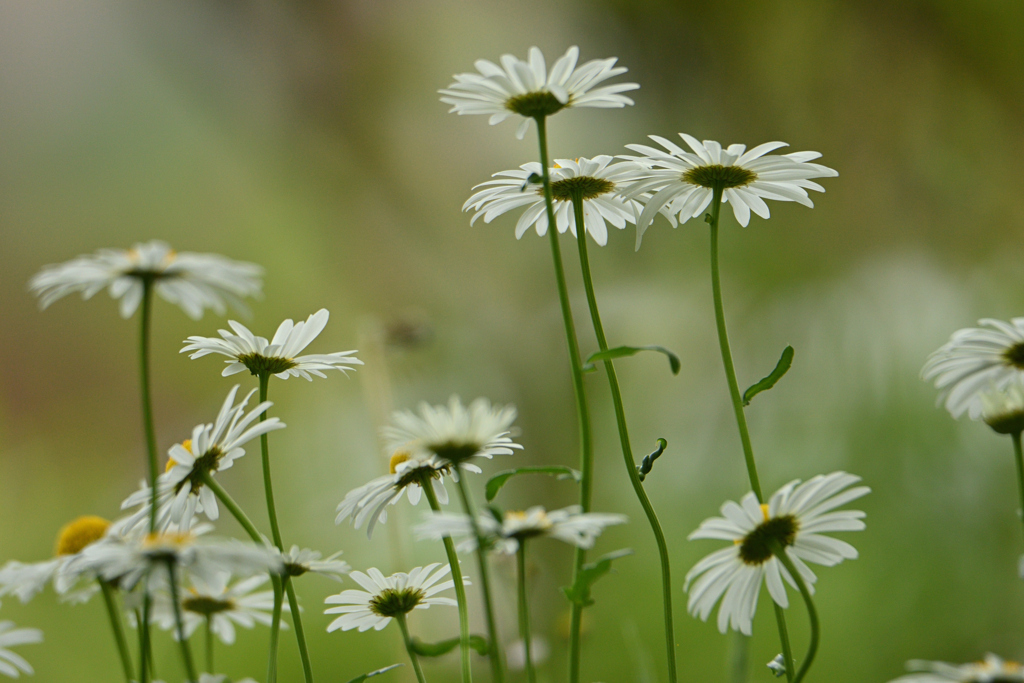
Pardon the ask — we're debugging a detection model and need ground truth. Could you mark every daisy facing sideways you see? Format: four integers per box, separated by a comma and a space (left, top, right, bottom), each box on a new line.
324, 563, 462, 633
685, 471, 868, 635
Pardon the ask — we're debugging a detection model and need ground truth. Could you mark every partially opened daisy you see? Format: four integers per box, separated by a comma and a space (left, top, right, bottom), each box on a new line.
0, 621, 42, 679
440, 46, 638, 140
887, 654, 1024, 683
414, 506, 627, 555
151, 572, 279, 645
324, 563, 461, 633
685, 471, 868, 635
922, 318, 1024, 420
622, 134, 838, 248
29, 240, 262, 320
464, 156, 645, 246
181, 308, 362, 380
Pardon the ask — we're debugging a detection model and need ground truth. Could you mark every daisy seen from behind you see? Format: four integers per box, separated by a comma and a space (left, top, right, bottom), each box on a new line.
323, 563, 461, 633
181, 308, 362, 381
685, 471, 868, 636
277, 546, 350, 581
29, 240, 262, 320
0, 622, 42, 679
440, 46, 638, 139
887, 654, 1024, 683
622, 134, 838, 249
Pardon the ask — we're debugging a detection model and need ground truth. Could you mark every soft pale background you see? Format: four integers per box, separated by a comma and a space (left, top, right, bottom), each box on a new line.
2, 1, 1024, 682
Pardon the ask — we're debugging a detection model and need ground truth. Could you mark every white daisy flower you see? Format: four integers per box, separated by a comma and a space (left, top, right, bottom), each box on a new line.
888, 654, 1024, 683
0, 622, 43, 679
415, 505, 626, 555
0, 515, 112, 605
979, 383, 1024, 434
278, 546, 350, 581
440, 46, 638, 140
151, 572, 280, 645
181, 309, 362, 381
120, 385, 284, 532
922, 318, 1024, 420
324, 563, 461, 633
154, 675, 258, 683
684, 471, 868, 636
463, 156, 646, 246
622, 134, 838, 248
28, 240, 262, 320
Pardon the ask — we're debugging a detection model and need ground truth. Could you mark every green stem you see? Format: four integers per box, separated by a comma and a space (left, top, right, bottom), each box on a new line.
99, 580, 134, 683
516, 544, 536, 683
140, 592, 153, 683
396, 613, 429, 683
570, 196, 678, 683
268, 577, 283, 683
1012, 431, 1024, 547
205, 616, 214, 674
138, 277, 159, 533
707, 186, 794, 678
421, 475, 473, 683
729, 632, 749, 683
767, 541, 819, 683
453, 475, 504, 683
166, 561, 199, 683
200, 471, 264, 543
284, 579, 314, 683
533, 115, 594, 683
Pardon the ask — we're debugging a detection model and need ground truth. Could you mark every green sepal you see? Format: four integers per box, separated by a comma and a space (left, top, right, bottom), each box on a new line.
742, 345, 794, 406
345, 663, 403, 683
410, 635, 489, 657
485, 466, 582, 502
583, 345, 680, 375
560, 548, 633, 607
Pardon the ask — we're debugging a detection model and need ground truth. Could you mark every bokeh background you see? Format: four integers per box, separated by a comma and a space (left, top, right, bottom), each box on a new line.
2, 1, 1024, 682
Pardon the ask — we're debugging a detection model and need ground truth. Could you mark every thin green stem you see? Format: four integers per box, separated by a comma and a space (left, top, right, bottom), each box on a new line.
140, 591, 153, 683
570, 196, 678, 683
205, 616, 214, 674
768, 541, 819, 683
453, 475, 504, 683
729, 632, 749, 683
396, 613, 429, 683
99, 580, 134, 683
200, 471, 264, 543
421, 475, 472, 683
284, 579, 313, 683
516, 544, 536, 683
773, 604, 796, 683
138, 277, 159, 533
533, 115, 593, 683
1012, 431, 1024, 547
268, 578, 283, 683
166, 561, 199, 683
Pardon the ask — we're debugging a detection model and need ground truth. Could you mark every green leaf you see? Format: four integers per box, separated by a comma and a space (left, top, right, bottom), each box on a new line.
742, 345, 794, 406
345, 663, 403, 683
485, 466, 582, 502
583, 345, 680, 375
410, 635, 489, 657
560, 548, 633, 607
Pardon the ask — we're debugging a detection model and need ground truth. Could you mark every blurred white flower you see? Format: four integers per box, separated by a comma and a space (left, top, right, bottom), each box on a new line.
887, 653, 1024, 683
152, 572, 280, 645
0, 621, 43, 679
324, 563, 461, 633
278, 546, 350, 581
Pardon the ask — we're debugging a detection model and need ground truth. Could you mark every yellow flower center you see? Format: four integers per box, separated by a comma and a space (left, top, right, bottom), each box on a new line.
167, 439, 192, 472
54, 515, 111, 556
389, 450, 411, 474
142, 531, 193, 551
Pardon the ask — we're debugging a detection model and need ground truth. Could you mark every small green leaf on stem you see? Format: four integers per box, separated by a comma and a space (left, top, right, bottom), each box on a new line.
561, 548, 633, 607
486, 466, 581, 502
345, 663, 404, 683
410, 635, 489, 657
637, 439, 668, 483
742, 346, 794, 406
583, 346, 680, 375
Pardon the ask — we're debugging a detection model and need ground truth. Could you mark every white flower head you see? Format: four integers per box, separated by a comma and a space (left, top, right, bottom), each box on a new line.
0, 621, 43, 679
888, 654, 1024, 683
28, 240, 262, 320
324, 563, 462, 633
922, 318, 1024, 420
278, 546, 350, 582
181, 309, 362, 381
621, 135, 838, 249
151, 571, 280, 645
685, 471, 868, 636
440, 46, 638, 139
463, 156, 648, 246
414, 505, 626, 555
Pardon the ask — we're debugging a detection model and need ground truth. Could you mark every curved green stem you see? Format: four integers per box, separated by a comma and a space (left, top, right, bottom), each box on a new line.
99, 580, 134, 683
205, 616, 214, 674
421, 475, 473, 683
1011, 431, 1024, 547
767, 542, 819, 683
166, 561, 199, 683
396, 613, 429, 683
533, 115, 594, 683
516, 544, 536, 683
453, 475, 504, 683
570, 196, 678, 683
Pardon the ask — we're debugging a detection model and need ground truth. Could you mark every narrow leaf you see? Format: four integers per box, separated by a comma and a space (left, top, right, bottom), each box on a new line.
410, 635, 489, 657
742, 345, 794, 406
561, 548, 633, 607
345, 664, 403, 683
486, 466, 581, 502
583, 345, 680, 375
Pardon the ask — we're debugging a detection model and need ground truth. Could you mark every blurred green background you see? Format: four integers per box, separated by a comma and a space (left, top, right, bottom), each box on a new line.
2, 1, 1024, 681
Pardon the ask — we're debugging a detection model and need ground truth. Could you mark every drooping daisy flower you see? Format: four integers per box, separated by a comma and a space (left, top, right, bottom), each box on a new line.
463, 156, 645, 246
414, 506, 627, 555
979, 383, 1024, 434
181, 309, 362, 381
151, 572, 279, 645
922, 318, 1024, 420
28, 240, 262, 320
324, 563, 461, 633
685, 471, 868, 636
0, 515, 112, 605
440, 46, 638, 140
0, 622, 43, 679
277, 546, 350, 581
887, 654, 1024, 683
622, 134, 838, 249
120, 385, 284, 532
